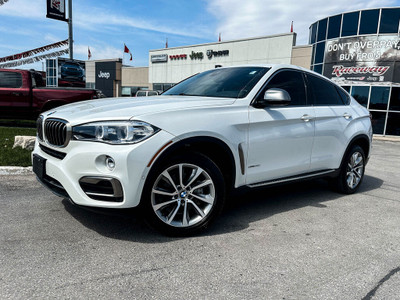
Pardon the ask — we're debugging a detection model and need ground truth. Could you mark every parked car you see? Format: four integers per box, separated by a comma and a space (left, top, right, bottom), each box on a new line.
32, 64, 372, 235
135, 90, 159, 97
0, 69, 104, 120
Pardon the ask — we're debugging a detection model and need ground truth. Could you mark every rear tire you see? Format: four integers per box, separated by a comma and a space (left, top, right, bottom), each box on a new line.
334, 145, 365, 194
141, 153, 225, 236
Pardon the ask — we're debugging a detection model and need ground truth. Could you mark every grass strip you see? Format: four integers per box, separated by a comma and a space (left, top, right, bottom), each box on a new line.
0, 127, 36, 167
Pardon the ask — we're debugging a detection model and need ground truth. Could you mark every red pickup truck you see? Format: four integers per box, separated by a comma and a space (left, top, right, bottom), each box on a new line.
0, 69, 103, 120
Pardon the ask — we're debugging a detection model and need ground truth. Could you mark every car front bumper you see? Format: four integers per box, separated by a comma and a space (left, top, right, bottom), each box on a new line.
32, 130, 175, 208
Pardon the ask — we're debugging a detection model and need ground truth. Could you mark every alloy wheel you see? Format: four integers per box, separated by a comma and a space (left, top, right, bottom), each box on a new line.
151, 163, 216, 227
346, 151, 364, 189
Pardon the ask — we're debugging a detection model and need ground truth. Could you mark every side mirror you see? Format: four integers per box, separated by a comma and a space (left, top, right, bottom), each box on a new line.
255, 88, 291, 108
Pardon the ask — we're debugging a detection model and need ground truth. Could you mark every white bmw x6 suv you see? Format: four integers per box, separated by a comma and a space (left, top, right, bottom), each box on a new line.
33, 64, 372, 235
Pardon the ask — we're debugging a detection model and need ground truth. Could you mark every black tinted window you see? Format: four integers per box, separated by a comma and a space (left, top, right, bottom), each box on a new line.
351, 86, 369, 107
327, 14, 342, 39
314, 42, 325, 64
341, 12, 359, 36
264, 70, 306, 106
359, 9, 379, 35
336, 87, 350, 105
369, 86, 390, 110
307, 74, 344, 105
380, 8, 400, 33
389, 87, 400, 111
310, 22, 317, 44
0, 71, 22, 88
317, 18, 327, 42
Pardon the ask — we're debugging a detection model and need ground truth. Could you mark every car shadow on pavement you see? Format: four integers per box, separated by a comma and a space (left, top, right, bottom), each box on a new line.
61, 174, 383, 242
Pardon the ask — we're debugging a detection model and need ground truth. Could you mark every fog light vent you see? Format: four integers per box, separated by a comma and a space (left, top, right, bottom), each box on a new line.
79, 177, 123, 202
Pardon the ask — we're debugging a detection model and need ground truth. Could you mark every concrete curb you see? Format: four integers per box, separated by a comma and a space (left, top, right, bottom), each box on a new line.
373, 136, 400, 142
0, 166, 33, 176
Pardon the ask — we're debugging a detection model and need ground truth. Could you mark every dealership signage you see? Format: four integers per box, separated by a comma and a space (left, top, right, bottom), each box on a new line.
46, 0, 67, 22
170, 54, 187, 60
151, 54, 168, 63
206, 49, 229, 59
95, 61, 117, 97
160, 49, 230, 62
98, 71, 110, 79
324, 35, 400, 83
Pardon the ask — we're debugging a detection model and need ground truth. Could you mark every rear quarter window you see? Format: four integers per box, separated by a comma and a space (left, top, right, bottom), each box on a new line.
307, 74, 345, 105
0, 71, 23, 88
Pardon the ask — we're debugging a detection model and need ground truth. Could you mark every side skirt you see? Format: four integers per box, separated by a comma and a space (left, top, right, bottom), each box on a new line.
246, 169, 339, 189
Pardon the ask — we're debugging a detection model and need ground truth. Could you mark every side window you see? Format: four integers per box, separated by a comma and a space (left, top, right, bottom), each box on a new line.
136, 91, 146, 97
0, 71, 23, 88
307, 74, 344, 105
336, 86, 350, 105
263, 70, 307, 106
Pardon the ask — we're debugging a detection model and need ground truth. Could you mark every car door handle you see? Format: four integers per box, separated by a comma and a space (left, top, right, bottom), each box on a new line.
300, 114, 315, 122
12, 92, 22, 96
343, 113, 352, 120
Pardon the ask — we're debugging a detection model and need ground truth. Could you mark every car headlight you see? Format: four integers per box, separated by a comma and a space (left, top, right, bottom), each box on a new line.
72, 121, 159, 144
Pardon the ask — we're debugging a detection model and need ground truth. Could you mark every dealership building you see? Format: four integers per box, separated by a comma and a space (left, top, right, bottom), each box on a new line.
78, 7, 400, 136
309, 7, 400, 136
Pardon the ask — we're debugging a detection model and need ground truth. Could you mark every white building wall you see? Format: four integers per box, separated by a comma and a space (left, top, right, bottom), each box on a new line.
149, 33, 296, 84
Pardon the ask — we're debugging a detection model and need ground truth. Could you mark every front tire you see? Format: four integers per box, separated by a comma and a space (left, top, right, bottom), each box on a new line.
141, 153, 225, 236
334, 145, 365, 194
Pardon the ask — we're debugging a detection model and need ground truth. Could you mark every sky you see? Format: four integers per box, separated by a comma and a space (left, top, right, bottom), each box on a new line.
1, 0, 400, 70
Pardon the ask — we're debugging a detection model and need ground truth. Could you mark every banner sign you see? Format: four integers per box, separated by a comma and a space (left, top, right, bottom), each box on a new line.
57, 58, 86, 88
151, 54, 168, 63
323, 35, 400, 84
0, 39, 68, 63
0, 49, 69, 68
46, 0, 67, 22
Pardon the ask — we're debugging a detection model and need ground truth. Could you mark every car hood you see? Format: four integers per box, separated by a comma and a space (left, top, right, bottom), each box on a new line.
42, 96, 236, 125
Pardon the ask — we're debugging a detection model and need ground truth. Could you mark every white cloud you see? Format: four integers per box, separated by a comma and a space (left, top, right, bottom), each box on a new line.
0, 0, 44, 18
74, 44, 121, 61
207, 0, 398, 45
73, 10, 211, 39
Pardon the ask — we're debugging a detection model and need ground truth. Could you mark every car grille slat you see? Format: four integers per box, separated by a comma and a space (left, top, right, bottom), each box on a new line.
44, 119, 69, 147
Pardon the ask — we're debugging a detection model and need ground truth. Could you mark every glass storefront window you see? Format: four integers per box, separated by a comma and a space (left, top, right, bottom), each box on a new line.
351, 86, 369, 107
317, 18, 327, 42
313, 64, 323, 74
310, 23, 317, 44
314, 42, 325, 64
341, 11, 359, 36
369, 86, 390, 110
386, 112, 400, 136
327, 14, 342, 39
370, 111, 386, 134
359, 9, 379, 35
379, 8, 400, 34
389, 87, 400, 111
341, 86, 351, 93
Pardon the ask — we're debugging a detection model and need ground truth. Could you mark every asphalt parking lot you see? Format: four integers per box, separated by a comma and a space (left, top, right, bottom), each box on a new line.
1, 140, 399, 299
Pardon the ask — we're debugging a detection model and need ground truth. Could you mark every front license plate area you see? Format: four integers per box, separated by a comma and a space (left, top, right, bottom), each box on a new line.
32, 154, 46, 180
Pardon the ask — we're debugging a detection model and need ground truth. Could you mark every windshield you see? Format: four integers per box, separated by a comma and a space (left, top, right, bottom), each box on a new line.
163, 67, 270, 98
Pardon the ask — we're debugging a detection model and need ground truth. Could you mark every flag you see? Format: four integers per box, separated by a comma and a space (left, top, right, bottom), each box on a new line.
88, 47, 91, 60
124, 43, 132, 61
290, 21, 293, 33
165, 38, 168, 48
218, 33, 221, 42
